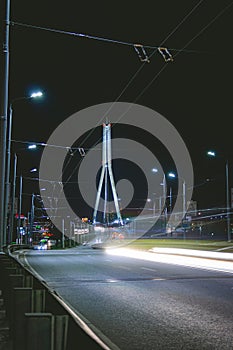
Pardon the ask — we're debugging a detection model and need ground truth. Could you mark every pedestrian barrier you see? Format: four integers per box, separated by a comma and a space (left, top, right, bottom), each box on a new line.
0, 248, 110, 350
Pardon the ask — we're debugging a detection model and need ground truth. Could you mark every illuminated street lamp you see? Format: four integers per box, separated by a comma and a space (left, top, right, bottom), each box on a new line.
168, 172, 186, 218
207, 150, 231, 242
4, 91, 43, 244
151, 168, 166, 214
30, 91, 43, 98
28, 144, 37, 150
207, 151, 215, 157
9, 158, 29, 244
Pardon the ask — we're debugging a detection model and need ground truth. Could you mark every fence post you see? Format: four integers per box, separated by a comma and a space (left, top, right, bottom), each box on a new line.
12, 287, 32, 350
25, 313, 54, 350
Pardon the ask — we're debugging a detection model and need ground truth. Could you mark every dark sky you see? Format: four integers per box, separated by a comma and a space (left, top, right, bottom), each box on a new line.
1, 0, 233, 217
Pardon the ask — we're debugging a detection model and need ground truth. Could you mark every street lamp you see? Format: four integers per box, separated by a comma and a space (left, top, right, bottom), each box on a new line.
151, 168, 167, 232
168, 172, 186, 219
0, 0, 10, 251
207, 150, 231, 242
151, 168, 166, 214
28, 144, 37, 150
4, 91, 43, 245
30, 91, 43, 98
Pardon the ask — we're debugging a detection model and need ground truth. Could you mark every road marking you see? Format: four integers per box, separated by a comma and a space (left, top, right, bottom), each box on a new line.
141, 267, 157, 272
152, 278, 166, 281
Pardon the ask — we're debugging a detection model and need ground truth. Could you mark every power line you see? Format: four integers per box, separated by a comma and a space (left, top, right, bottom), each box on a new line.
13, 2, 233, 208
47, 0, 210, 195
63, 0, 208, 162
10, 20, 203, 54
12, 139, 92, 152
159, 0, 205, 47
103, 0, 233, 123
60, 0, 233, 194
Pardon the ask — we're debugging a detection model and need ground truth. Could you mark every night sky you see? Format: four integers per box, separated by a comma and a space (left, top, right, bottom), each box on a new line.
1, 0, 233, 219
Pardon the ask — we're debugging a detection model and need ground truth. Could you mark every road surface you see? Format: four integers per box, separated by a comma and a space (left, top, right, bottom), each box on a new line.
24, 247, 233, 350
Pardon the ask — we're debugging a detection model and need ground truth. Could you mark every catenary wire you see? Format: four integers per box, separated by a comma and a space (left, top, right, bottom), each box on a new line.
10, 20, 204, 54
58, 0, 210, 192
58, 1, 233, 200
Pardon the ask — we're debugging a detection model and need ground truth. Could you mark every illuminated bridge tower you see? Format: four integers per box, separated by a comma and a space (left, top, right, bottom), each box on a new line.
93, 123, 123, 225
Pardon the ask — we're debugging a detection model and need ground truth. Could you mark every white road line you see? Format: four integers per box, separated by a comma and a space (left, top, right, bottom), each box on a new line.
14, 251, 120, 350
141, 267, 157, 272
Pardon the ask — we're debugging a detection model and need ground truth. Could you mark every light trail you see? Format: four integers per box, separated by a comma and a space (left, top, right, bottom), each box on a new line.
106, 248, 233, 274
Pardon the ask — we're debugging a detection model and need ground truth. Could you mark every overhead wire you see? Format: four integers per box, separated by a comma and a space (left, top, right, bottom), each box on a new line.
100, 0, 233, 125
73, 0, 207, 149
11, 139, 94, 152
12, 1, 207, 199
12, 2, 233, 213
58, 0, 233, 207
58, 0, 209, 194
159, 0, 205, 47
10, 20, 203, 54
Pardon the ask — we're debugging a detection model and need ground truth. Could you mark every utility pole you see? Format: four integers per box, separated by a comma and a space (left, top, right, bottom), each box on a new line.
0, 0, 11, 250
4, 103, 12, 243
62, 218, 65, 248
8, 153, 17, 243
17, 175, 22, 243
30, 193, 35, 244
226, 161, 231, 242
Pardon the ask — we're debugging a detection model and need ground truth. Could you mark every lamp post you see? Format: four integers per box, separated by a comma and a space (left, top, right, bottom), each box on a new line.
16, 174, 22, 243
207, 151, 231, 242
152, 168, 167, 231
168, 172, 186, 219
30, 193, 35, 243
4, 91, 43, 244
8, 148, 39, 244
8, 153, 17, 244
0, 0, 11, 250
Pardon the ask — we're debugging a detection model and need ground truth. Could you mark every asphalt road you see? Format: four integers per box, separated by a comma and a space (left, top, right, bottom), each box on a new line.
25, 247, 233, 350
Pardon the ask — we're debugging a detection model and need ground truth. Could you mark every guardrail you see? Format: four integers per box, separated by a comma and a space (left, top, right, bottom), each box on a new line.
0, 245, 112, 350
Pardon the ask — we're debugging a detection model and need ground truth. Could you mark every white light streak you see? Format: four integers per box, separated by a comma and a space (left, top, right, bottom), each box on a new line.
106, 248, 233, 274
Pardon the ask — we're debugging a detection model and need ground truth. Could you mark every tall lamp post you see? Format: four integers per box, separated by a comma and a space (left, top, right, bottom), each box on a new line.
8, 147, 38, 244
168, 172, 186, 219
207, 151, 231, 242
4, 91, 43, 245
152, 168, 167, 231
0, 0, 11, 250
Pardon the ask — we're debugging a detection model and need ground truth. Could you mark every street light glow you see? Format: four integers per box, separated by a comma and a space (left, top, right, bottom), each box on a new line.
28, 144, 37, 149
207, 151, 216, 157
168, 172, 176, 178
30, 168, 38, 173
30, 91, 43, 98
